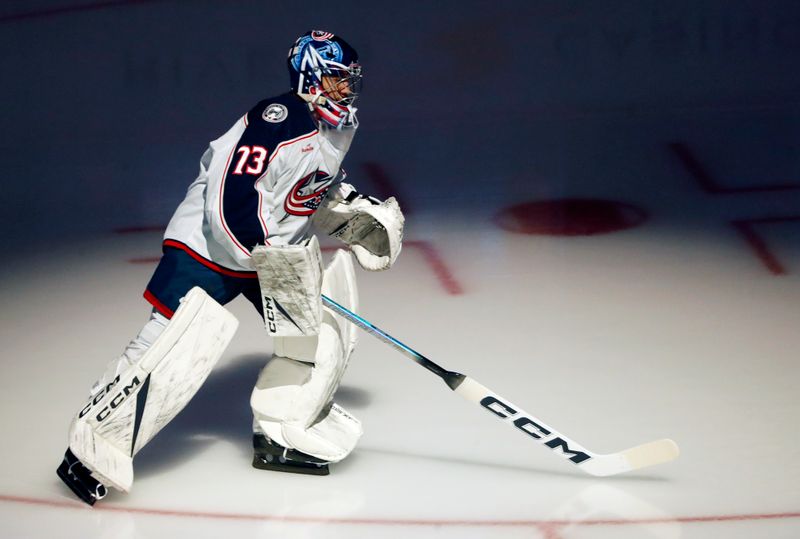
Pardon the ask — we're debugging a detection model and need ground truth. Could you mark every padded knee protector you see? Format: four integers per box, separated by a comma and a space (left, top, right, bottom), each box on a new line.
252, 236, 323, 337
251, 249, 361, 462
68, 288, 238, 492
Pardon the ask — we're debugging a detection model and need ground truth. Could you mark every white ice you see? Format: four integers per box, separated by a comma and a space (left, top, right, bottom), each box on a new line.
1, 1, 799, 537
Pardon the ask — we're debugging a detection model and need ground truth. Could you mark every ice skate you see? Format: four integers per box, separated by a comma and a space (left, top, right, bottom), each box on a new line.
252, 434, 330, 476
56, 449, 108, 506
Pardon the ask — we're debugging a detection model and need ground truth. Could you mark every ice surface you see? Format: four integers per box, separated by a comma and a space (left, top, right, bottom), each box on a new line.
1, 1, 799, 537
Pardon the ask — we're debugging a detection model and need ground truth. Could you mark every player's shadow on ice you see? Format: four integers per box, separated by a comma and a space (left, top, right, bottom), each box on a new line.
134, 354, 372, 479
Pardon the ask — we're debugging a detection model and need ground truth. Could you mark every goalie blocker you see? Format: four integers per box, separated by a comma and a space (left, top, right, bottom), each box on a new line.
57, 288, 238, 505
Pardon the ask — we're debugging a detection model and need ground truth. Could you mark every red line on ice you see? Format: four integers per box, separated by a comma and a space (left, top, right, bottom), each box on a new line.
669, 142, 800, 194
731, 216, 800, 275
406, 240, 464, 295
1, 494, 799, 529
669, 142, 800, 275
362, 162, 411, 214
326, 241, 463, 295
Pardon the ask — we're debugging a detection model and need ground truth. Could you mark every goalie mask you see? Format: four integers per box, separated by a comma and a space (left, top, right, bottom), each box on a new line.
288, 30, 362, 129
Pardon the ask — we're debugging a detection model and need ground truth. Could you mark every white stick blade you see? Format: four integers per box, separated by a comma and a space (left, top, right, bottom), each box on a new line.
580, 438, 680, 477
623, 438, 680, 470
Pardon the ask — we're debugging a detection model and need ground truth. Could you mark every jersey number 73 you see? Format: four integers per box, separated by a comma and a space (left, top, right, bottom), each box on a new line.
232, 145, 268, 176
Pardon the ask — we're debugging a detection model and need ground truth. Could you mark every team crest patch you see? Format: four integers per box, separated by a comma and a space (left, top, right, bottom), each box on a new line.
262, 103, 288, 123
284, 170, 334, 216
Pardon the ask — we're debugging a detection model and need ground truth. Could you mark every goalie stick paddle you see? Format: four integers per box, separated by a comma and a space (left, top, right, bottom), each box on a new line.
321, 294, 679, 476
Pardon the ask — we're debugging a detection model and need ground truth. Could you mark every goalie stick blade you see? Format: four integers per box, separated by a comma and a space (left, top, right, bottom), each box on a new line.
579, 439, 680, 477
454, 376, 679, 476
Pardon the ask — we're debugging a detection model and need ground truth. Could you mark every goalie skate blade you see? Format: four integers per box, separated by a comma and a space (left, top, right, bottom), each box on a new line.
56, 449, 108, 506
252, 435, 330, 476
252, 454, 330, 476
579, 438, 680, 477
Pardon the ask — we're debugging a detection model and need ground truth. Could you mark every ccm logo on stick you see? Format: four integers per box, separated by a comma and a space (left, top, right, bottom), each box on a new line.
480, 396, 591, 464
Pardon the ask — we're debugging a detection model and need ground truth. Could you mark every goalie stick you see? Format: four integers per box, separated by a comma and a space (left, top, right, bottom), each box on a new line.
321, 294, 679, 476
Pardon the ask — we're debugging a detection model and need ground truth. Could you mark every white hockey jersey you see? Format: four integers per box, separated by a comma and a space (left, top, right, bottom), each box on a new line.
163, 92, 356, 273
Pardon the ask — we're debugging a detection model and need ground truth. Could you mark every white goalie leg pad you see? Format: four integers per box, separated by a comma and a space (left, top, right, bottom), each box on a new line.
251, 249, 362, 462
89, 310, 169, 398
252, 236, 323, 337
68, 288, 238, 492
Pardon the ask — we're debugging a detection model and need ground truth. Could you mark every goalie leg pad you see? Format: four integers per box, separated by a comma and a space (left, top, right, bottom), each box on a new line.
67, 287, 238, 492
251, 249, 362, 463
251, 355, 363, 463
252, 236, 323, 337
320, 248, 359, 360
89, 310, 169, 398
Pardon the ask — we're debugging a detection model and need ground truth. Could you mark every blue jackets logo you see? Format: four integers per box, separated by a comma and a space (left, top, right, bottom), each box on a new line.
284, 170, 333, 216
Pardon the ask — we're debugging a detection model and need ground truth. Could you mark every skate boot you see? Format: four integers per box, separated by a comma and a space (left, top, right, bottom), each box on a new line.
252, 434, 329, 476
56, 449, 108, 506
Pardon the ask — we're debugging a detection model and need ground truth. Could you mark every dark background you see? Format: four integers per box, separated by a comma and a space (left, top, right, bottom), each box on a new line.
1, 0, 799, 256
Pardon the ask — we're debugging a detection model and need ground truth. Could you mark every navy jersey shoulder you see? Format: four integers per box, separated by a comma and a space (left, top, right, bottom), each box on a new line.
245, 92, 317, 146
219, 93, 316, 253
